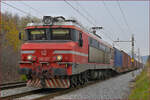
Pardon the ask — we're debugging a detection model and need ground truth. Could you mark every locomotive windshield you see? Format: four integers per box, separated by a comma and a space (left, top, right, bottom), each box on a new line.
28, 29, 47, 40
51, 29, 70, 40
26, 28, 72, 41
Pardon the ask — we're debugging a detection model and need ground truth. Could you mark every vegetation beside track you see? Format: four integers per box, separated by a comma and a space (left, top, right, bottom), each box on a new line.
1, 12, 41, 83
129, 56, 150, 100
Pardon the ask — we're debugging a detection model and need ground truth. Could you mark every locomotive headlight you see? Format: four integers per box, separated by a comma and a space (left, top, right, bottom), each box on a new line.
56, 55, 62, 61
27, 55, 33, 61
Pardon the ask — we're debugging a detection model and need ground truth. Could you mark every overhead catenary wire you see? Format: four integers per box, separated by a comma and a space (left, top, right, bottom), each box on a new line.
3, 1, 125, 51
100, 1, 133, 51
64, 0, 114, 42
20, 1, 44, 17
2, 2, 30, 15
2, 0, 119, 47
75, 1, 115, 40
65, 0, 124, 50
101, 1, 127, 35
2, 1, 37, 18
76, 1, 119, 40
64, 0, 122, 49
75, 1, 98, 26
75, 1, 118, 42
64, 0, 97, 27
116, 0, 133, 34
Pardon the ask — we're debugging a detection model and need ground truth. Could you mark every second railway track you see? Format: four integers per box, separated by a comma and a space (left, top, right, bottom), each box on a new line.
0, 81, 26, 90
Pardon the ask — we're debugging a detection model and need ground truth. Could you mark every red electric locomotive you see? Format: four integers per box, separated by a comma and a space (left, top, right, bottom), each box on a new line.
18, 16, 128, 88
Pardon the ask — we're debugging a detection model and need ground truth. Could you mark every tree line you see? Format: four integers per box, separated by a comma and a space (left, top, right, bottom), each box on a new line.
0, 12, 41, 83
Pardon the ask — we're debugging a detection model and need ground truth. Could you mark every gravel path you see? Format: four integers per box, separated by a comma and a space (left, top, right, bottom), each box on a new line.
53, 69, 142, 100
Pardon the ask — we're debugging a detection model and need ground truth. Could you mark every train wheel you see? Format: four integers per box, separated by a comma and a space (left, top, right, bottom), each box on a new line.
98, 71, 102, 80
70, 76, 77, 88
104, 70, 109, 79
108, 70, 112, 77
89, 70, 98, 80
82, 72, 87, 83
101, 71, 106, 80
73, 76, 78, 87
87, 71, 90, 81
78, 74, 83, 85
84, 72, 89, 82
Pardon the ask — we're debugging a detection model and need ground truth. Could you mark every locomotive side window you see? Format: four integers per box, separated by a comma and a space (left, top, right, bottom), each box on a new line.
79, 32, 83, 47
51, 29, 71, 40
71, 29, 79, 41
89, 38, 99, 49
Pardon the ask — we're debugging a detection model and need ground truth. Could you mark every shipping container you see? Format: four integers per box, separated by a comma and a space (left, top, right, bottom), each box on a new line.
121, 51, 128, 68
114, 48, 122, 67
128, 55, 131, 68
134, 60, 137, 67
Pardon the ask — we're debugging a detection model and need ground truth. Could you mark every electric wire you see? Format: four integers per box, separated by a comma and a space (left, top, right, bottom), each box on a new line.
75, 1, 98, 25
101, 1, 126, 35
116, 0, 133, 34
75, 2, 123, 49
100, 1, 133, 51
2, 1, 36, 18
20, 1, 44, 17
75, 1, 118, 43
3, 1, 125, 51
2, 2, 30, 15
66, 0, 124, 50
64, 0, 97, 27
72, 1, 116, 43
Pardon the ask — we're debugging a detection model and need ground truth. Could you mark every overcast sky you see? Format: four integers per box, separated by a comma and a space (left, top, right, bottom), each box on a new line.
1, 1, 149, 56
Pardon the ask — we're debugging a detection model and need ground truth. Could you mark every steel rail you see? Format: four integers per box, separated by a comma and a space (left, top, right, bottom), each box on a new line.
0, 89, 42, 100
0, 82, 26, 90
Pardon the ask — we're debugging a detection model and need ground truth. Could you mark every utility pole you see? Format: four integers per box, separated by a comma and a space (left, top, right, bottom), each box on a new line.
113, 34, 135, 66
138, 48, 140, 62
137, 48, 141, 67
131, 34, 134, 66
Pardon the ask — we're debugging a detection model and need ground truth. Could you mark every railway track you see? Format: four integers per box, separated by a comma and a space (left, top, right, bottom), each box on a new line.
32, 81, 102, 100
0, 81, 26, 90
1, 88, 42, 100
17, 77, 116, 100
0, 70, 138, 100
31, 71, 138, 100
0, 79, 104, 100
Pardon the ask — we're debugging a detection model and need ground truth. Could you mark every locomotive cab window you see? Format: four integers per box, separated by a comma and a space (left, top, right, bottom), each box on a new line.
27, 29, 47, 40
51, 29, 71, 40
26, 28, 80, 41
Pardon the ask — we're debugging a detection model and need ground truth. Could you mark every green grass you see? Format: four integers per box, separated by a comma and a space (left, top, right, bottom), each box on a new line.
129, 68, 150, 100
20, 75, 27, 81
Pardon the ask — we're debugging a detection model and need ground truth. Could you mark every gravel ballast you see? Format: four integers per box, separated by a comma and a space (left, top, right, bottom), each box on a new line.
53, 69, 142, 99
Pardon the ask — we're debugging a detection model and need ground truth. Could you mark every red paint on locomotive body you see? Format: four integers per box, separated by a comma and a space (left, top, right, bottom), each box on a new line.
20, 24, 113, 77
20, 25, 90, 77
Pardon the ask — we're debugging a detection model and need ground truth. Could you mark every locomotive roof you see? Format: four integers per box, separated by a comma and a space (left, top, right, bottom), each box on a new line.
27, 21, 90, 33
26, 21, 113, 49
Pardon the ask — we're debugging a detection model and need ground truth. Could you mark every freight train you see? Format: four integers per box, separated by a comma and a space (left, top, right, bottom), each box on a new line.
18, 16, 142, 88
